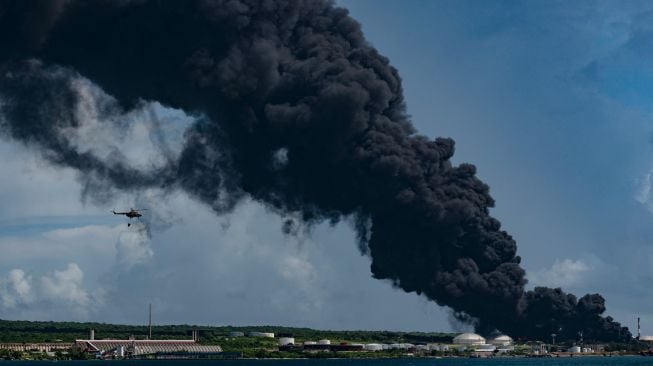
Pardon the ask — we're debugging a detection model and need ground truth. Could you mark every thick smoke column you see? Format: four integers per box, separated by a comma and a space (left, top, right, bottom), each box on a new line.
0, 0, 630, 341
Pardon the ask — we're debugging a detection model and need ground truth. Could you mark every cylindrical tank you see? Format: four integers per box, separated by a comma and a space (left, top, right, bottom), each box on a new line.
279, 337, 295, 346
318, 339, 331, 345
304, 341, 317, 345
569, 346, 581, 353
453, 333, 486, 346
248, 332, 275, 338
364, 344, 383, 351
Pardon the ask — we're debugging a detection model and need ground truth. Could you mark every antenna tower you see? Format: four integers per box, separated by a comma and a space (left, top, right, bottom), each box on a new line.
148, 303, 152, 340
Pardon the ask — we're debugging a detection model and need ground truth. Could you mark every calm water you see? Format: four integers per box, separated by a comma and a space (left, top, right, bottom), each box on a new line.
8, 358, 653, 366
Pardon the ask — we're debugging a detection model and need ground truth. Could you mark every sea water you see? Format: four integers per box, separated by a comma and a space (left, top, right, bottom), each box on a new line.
9, 358, 653, 366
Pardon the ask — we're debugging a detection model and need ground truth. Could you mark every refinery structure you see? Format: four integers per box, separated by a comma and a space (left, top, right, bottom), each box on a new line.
272, 331, 616, 357
0, 327, 648, 359
73, 329, 224, 359
0, 309, 650, 360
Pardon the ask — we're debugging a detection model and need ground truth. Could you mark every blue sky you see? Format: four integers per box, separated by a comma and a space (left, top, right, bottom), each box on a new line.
2, 0, 653, 334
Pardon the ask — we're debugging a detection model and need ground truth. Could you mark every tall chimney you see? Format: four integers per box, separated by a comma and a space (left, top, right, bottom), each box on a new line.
192, 329, 200, 342
148, 303, 152, 340
89, 329, 95, 341
638, 317, 641, 340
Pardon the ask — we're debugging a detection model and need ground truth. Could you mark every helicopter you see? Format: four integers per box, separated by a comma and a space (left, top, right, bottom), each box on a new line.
112, 208, 147, 227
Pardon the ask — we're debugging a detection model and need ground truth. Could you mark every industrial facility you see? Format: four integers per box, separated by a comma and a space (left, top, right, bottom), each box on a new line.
74, 329, 224, 359
275, 332, 516, 355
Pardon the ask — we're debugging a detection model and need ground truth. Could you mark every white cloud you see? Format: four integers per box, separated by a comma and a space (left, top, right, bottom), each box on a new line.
0, 224, 118, 271
529, 258, 592, 289
44, 224, 117, 242
0, 269, 33, 308
0, 263, 95, 318
63, 76, 192, 173
636, 171, 653, 209
9, 269, 32, 300
39, 263, 90, 308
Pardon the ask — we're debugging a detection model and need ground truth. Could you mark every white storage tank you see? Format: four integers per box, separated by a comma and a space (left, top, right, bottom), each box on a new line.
364, 343, 383, 351
488, 334, 513, 346
641, 335, 653, 342
318, 339, 331, 345
249, 332, 275, 338
453, 333, 486, 346
569, 346, 581, 353
304, 341, 317, 346
279, 337, 295, 346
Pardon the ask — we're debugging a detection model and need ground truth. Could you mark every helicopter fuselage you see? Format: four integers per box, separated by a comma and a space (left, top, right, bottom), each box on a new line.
113, 210, 143, 219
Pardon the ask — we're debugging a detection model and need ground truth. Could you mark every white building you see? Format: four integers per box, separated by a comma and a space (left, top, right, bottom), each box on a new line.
428, 344, 449, 351
453, 333, 486, 346
474, 344, 496, 353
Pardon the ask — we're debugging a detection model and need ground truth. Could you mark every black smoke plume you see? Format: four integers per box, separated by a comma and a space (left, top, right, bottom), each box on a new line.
0, 0, 631, 341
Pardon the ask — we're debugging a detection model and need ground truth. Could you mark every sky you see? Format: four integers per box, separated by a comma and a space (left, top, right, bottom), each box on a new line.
2, 0, 653, 334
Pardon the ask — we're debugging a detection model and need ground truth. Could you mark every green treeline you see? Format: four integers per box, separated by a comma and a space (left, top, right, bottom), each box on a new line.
0, 319, 454, 345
